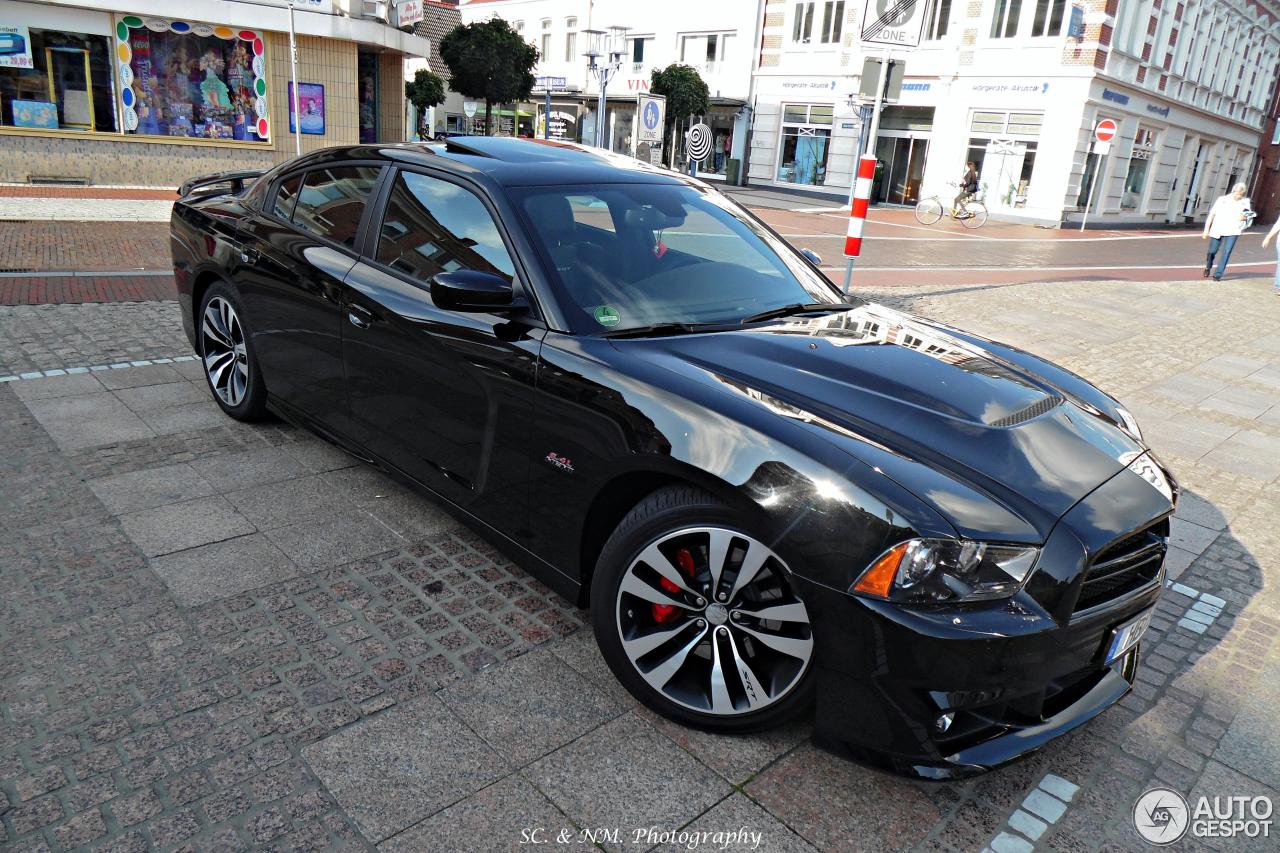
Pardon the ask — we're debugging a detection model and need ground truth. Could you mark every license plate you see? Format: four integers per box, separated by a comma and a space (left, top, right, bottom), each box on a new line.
1105, 607, 1154, 664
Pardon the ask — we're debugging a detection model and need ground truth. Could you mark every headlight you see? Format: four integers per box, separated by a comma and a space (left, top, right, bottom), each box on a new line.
1115, 406, 1143, 441
1123, 452, 1174, 502
852, 538, 1040, 603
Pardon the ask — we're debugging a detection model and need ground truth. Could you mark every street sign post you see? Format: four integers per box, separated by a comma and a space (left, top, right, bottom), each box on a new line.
636, 94, 665, 143
534, 77, 565, 140
860, 0, 927, 48
1080, 119, 1117, 231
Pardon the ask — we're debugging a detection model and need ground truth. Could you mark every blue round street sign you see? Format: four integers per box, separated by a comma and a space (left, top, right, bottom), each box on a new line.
643, 100, 661, 131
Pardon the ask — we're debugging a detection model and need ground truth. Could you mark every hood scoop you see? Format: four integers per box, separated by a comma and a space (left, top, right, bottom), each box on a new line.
990, 395, 1063, 428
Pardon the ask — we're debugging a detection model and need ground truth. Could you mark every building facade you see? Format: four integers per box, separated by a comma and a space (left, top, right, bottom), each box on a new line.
460, 0, 761, 179
0, 0, 429, 186
748, 0, 1280, 226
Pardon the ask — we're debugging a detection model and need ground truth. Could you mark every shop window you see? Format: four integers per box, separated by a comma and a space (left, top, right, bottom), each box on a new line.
0, 27, 117, 132
820, 2, 845, 44
1122, 127, 1159, 209
926, 0, 952, 40
792, 3, 815, 44
291, 166, 382, 248
377, 172, 515, 283
565, 18, 577, 62
990, 0, 1023, 38
1007, 112, 1043, 135
777, 104, 832, 187
971, 111, 1006, 134
1030, 0, 1067, 37
115, 17, 268, 141
358, 50, 378, 144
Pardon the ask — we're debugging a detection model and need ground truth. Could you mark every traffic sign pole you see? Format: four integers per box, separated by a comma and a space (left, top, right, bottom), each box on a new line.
1081, 119, 1117, 231
843, 51, 892, 295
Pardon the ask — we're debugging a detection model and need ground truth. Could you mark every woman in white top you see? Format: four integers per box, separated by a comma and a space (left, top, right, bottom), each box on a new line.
1260, 216, 1280, 295
1201, 182, 1253, 281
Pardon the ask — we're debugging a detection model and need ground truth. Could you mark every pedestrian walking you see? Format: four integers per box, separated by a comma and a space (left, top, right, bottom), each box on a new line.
1260, 216, 1280, 295
1202, 182, 1253, 281
954, 161, 979, 217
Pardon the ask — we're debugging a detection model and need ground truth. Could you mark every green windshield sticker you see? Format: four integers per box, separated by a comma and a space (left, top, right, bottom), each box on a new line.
593, 306, 621, 327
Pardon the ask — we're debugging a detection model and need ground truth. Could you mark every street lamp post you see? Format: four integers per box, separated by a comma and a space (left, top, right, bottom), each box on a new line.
583, 26, 629, 149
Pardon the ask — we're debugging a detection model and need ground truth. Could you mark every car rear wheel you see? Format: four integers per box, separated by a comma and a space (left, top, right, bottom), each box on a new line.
198, 282, 267, 421
591, 486, 815, 733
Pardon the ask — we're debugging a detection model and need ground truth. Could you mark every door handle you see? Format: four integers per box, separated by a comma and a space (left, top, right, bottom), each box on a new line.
347, 305, 374, 329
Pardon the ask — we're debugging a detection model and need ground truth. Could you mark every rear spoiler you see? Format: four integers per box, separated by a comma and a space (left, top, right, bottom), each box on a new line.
178, 169, 264, 198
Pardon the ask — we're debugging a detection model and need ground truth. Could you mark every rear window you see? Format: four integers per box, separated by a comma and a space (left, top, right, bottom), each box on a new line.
291, 165, 382, 248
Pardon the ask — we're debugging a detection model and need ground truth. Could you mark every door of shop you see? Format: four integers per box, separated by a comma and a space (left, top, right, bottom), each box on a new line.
984, 139, 1028, 209
874, 135, 929, 205
1182, 141, 1206, 218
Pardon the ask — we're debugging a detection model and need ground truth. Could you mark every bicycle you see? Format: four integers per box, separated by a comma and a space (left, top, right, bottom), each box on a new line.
914, 182, 989, 229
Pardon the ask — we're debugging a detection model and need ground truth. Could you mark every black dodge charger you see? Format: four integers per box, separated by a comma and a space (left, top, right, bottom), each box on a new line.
170, 137, 1176, 778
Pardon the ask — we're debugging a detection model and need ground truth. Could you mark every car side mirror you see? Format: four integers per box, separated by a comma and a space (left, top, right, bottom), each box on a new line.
430, 270, 523, 313
799, 248, 822, 266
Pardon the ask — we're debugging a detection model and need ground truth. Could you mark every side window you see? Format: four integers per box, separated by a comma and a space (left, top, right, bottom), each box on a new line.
272, 174, 302, 221
290, 165, 382, 248
375, 171, 516, 283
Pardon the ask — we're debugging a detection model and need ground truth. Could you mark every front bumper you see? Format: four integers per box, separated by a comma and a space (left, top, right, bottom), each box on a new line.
803, 462, 1172, 779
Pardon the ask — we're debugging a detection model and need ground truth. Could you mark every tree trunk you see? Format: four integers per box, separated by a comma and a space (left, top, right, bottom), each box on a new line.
485, 100, 493, 136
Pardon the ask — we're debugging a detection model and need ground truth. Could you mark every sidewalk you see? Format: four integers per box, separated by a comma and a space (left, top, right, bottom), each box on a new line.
0, 186, 175, 223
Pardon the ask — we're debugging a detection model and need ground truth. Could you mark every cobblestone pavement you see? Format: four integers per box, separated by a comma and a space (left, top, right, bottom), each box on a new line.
1, 270, 1278, 852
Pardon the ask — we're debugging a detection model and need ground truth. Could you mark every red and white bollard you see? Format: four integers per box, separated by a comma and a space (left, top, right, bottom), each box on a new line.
841, 154, 877, 293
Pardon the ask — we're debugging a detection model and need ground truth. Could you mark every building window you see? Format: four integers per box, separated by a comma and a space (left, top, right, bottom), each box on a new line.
966, 110, 1043, 205
541, 19, 551, 59
926, 0, 952, 40
820, 2, 845, 44
115, 17, 270, 141
514, 21, 524, 33
777, 103, 833, 186
631, 37, 646, 63
1030, 0, 1067, 37
990, 0, 1023, 38
1122, 126, 1158, 209
792, 2, 815, 44
565, 18, 577, 62
1271, 121, 1280, 146
0, 27, 117, 133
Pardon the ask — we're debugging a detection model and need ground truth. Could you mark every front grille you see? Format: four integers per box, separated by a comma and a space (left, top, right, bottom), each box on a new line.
1074, 520, 1168, 613
990, 395, 1062, 428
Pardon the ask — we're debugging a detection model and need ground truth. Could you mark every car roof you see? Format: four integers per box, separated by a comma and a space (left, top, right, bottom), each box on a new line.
291, 137, 690, 189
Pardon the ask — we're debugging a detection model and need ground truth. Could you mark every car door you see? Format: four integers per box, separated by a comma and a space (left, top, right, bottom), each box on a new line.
340, 167, 543, 532
233, 163, 382, 433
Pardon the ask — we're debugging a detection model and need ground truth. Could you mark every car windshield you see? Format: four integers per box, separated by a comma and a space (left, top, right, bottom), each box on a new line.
514, 183, 852, 333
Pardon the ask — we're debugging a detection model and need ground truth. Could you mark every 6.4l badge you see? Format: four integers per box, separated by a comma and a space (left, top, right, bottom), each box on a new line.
545, 452, 575, 473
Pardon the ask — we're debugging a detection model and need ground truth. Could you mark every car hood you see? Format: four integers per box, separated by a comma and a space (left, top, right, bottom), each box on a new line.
625, 303, 1143, 538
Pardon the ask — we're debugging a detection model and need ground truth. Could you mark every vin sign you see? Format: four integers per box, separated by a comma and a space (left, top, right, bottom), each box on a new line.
860, 0, 927, 48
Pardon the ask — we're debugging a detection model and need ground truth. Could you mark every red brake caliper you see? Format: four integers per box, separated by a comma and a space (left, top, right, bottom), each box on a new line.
652, 547, 696, 624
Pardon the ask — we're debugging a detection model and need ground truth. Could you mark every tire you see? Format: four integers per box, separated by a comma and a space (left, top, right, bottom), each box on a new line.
914, 197, 944, 225
961, 201, 989, 229
590, 486, 816, 733
197, 281, 268, 421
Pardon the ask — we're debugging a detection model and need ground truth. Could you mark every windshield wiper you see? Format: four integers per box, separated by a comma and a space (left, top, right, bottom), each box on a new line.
738, 302, 857, 325
601, 322, 722, 339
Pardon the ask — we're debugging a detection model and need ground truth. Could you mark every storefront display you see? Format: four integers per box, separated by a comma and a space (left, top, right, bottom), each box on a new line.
358, 50, 377, 143
1122, 126, 1158, 210
0, 27, 117, 132
776, 104, 832, 187
115, 15, 269, 142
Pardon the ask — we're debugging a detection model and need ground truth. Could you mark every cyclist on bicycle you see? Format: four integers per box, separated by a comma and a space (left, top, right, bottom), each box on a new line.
953, 161, 979, 217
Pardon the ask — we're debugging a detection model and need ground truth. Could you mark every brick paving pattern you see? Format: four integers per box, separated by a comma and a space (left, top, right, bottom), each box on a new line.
0, 222, 171, 272
0, 276, 176, 307
1, 209, 1279, 851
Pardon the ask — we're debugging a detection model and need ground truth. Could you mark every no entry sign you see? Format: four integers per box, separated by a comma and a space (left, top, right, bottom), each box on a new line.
1094, 119, 1117, 143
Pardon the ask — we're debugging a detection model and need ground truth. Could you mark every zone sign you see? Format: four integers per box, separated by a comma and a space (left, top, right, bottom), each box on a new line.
860, 0, 927, 48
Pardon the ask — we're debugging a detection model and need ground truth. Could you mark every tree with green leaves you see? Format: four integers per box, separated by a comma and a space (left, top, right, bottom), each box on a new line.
440, 19, 539, 136
650, 64, 710, 165
404, 69, 446, 139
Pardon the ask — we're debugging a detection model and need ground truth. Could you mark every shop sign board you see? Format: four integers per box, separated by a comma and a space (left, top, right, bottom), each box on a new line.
395, 1, 424, 27
463, 101, 478, 117
535, 76, 567, 90
637, 94, 665, 143
0, 23, 33, 69
860, 0, 926, 48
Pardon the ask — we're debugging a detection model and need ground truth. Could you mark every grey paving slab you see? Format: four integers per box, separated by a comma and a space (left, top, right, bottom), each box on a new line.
1169, 518, 1220, 556
1243, 364, 1280, 390
527, 713, 731, 851
281, 437, 360, 473
117, 495, 256, 557
1188, 762, 1280, 852
1173, 491, 1230, 531
138, 400, 229, 435
113, 380, 207, 412
226, 475, 356, 531
23, 391, 155, 451
191, 446, 310, 495
651, 793, 818, 853
636, 707, 811, 786
1200, 430, 1280, 481
1145, 372, 1228, 405
378, 775, 574, 853
359, 489, 462, 540
87, 462, 216, 515
1198, 354, 1271, 380
1198, 385, 1279, 420
147, 533, 299, 606
95, 362, 185, 390
441, 648, 624, 767
322, 465, 405, 503
172, 359, 206, 381
303, 692, 507, 843
549, 630, 639, 710
263, 514, 402, 569
10, 372, 105, 401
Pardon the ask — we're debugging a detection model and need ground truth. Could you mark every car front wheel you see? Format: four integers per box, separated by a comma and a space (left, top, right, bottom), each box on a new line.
198, 282, 267, 421
591, 486, 816, 733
